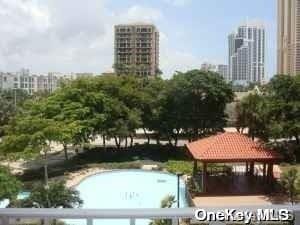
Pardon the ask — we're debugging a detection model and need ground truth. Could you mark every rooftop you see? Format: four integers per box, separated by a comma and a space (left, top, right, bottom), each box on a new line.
186, 132, 282, 163
115, 23, 157, 27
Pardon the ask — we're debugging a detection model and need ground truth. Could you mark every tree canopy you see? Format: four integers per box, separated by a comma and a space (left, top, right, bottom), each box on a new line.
0, 89, 30, 137
0, 71, 234, 183
236, 74, 300, 144
281, 168, 300, 204
9, 181, 82, 208
0, 166, 21, 201
156, 70, 234, 144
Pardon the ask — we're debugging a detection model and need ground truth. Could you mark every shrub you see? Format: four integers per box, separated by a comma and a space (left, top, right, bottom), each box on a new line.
0, 166, 21, 201
150, 195, 176, 225
281, 167, 300, 204
165, 160, 193, 175
9, 180, 83, 208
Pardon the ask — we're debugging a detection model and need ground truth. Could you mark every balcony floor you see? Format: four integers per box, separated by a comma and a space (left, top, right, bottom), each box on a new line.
192, 195, 272, 207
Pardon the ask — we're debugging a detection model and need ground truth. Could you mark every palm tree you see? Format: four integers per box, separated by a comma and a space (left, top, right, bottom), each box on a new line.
281, 168, 300, 204
236, 93, 269, 140
149, 195, 176, 225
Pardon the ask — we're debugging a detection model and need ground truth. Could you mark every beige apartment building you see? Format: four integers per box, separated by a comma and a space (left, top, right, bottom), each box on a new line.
114, 24, 159, 76
277, 0, 300, 75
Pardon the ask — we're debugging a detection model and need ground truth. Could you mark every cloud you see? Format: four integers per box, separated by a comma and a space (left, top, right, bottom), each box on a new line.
159, 32, 201, 78
163, 0, 191, 7
160, 50, 201, 78
0, 0, 199, 78
0, 0, 120, 72
117, 5, 163, 23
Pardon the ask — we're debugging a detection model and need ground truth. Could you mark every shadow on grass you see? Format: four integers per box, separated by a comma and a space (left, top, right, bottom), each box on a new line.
20, 144, 190, 184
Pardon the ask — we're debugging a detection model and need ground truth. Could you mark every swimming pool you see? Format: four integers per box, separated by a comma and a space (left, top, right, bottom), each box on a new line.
66, 170, 188, 225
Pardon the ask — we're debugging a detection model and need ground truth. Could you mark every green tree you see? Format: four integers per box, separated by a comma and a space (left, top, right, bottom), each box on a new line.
0, 103, 61, 186
0, 166, 21, 202
139, 77, 167, 144
42, 79, 106, 159
235, 93, 270, 140
157, 70, 234, 144
0, 89, 30, 137
9, 181, 82, 208
0, 94, 14, 137
267, 75, 300, 144
149, 195, 176, 225
160, 195, 176, 208
281, 168, 300, 204
236, 74, 300, 143
96, 75, 142, 148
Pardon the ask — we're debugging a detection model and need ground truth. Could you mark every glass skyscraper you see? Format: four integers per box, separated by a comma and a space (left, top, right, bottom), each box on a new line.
228, 22, 265, 84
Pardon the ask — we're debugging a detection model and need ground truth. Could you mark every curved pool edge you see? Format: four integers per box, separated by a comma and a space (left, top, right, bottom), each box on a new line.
67, 168, 186, 189
72, 169, 189, 209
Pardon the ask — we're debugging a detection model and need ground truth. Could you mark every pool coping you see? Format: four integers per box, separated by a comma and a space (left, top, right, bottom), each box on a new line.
67, 168, 190, 209
67, 168, 186, 189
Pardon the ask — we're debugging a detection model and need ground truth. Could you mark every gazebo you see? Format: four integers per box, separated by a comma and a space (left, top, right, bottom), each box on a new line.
186, 132, 283, 194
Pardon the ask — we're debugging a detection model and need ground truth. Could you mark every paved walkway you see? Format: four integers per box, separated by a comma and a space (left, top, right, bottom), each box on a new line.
193, 195, 272, 206
192, 163, 282, 207
1, 136, 184, 174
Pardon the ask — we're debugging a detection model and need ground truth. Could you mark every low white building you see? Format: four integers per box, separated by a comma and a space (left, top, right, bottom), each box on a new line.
200, 63, 229, 81
0, 69, 96, 94
0, 69, 61, 94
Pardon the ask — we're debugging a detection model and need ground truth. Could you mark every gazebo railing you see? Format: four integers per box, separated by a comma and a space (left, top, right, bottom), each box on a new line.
1, 206, 300, 225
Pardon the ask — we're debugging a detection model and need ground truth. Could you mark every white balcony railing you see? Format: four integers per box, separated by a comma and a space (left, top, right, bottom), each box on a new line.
1, 205, 300, 225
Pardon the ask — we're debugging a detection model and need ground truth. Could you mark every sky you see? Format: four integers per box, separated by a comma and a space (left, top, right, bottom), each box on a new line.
0, 0, 276, 79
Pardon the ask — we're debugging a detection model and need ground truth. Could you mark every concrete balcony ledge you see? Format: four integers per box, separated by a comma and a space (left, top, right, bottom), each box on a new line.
1, 206, 300, 225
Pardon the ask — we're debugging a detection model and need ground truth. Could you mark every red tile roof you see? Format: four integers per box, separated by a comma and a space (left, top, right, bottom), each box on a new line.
186, 132, 282, 162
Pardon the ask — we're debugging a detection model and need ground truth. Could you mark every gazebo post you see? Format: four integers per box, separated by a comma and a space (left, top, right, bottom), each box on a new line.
270, 163, 274, 179
250, 162, 255, 176
263, 163, 267, 180
267, 163, 274, 183
193, 160, 197, 176
202, 162, 207, 193
267, 163, 270, 182
245, 162, 249, 175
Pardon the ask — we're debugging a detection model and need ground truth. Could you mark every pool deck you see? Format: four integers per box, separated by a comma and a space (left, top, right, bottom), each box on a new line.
66, 167, 109, 188
192, 195, 272, 206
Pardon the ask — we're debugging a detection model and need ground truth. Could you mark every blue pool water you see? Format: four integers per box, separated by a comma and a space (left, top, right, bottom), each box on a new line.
66, 170, 188, 225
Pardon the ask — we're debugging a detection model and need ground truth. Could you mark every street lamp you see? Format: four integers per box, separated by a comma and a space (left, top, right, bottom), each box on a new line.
176, 172, 183, 208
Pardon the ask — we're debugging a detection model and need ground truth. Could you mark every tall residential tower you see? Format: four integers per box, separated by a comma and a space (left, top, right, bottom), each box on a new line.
228, 22, 265, 84
114, 24, 159, 76
277, 0, 300, 75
